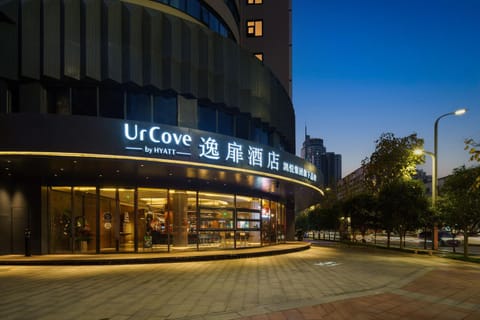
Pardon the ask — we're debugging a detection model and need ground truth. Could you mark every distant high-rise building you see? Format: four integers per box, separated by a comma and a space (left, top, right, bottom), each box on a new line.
301, 135, 326, 165
322, 152, 342, 187
301, 129, 342, 187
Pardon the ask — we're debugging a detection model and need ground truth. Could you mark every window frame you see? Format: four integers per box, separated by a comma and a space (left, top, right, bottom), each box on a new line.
246, 19, 263, 37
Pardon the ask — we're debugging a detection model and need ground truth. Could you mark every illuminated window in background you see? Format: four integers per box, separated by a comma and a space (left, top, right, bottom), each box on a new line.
247, 20, 263, 37
247, 0, 263, 4
254, 53, 263, 61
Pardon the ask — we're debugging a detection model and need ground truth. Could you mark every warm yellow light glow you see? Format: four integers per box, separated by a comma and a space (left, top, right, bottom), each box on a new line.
413, 149, 424, 155
199, 192, 234, 199
454, 108, 467, 116
74, 187, 97, 192
0, 151, 325, 196
139, 198, 168, 206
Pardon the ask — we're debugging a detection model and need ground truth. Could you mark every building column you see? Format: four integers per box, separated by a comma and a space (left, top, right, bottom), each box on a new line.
172, 191, 188, 247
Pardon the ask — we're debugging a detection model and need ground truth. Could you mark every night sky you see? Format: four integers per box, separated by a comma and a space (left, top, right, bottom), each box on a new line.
292, 0, 480, 178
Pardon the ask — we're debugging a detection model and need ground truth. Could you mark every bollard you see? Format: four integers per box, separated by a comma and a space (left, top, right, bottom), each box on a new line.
24, 228, 31, 257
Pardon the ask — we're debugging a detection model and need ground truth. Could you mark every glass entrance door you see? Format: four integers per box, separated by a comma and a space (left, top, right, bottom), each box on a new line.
99, 188, 135, 252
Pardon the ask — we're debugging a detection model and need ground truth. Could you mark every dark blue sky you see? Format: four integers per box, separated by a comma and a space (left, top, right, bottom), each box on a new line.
292, 0, 480, 178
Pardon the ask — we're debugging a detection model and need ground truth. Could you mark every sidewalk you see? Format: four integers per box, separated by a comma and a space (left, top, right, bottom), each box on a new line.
0, 242, 310, 265
238, 264, 480, 320
1, 242, 479, 320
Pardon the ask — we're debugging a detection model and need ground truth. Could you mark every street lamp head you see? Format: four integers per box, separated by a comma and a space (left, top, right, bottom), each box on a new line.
413, 148, 434, 158
413, 149, 424, 156
454, 108, 467, 116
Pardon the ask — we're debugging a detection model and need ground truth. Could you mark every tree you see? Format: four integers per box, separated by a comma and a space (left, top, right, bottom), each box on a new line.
362, 133, 424, 194
317, 206, 342, 240
295, 212, 309, 235
437, 166, 480, 258
465, 138, 480, 162
378, 179, 429, 248
465, 138, 480, 189
342, 193, 377, 242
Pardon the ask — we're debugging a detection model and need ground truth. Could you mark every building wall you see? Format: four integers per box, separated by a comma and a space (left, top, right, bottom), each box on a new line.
0, 0, 295, 153
0, 179, 42, 254
239, 0, 292, 98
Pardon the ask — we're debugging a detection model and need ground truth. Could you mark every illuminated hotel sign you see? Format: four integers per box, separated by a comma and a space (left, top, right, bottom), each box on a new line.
123, 123, 318, 183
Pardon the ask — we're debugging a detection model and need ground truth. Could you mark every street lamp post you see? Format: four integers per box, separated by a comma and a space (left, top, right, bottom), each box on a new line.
414, 148, 435, 249
431, 108, 467, 249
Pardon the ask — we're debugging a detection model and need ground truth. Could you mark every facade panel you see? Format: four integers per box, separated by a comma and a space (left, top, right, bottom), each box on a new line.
43, 0, 61, 79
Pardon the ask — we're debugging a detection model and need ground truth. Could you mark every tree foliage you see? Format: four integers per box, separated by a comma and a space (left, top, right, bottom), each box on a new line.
378, 179, 429, 248
465, 138, 480, 162
438, 165, 480, 257
342, 193, 377, 241
465, 138, 480, 189
362, 133, 424, 194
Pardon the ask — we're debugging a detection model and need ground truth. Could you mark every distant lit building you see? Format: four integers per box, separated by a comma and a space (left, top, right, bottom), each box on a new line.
414, 169, 432, 196
336, 167, 366, 200
301, 133, 341, 187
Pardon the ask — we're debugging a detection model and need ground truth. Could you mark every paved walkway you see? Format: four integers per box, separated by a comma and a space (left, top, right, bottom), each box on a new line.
1, 244, 479, 319
0, 242, 310, 265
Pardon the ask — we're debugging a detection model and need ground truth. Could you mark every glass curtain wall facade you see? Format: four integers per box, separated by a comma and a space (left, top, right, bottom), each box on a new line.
47, 186, 285, 253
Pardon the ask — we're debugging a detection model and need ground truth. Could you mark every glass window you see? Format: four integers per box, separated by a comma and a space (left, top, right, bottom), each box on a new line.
236, 196, 261, 210
0, 82, 7, 113
209, 13, 219, 33
197, 104, 216, 132
4, 83, 19, 113
47, 86, 70, 114
138, 188, 171, 251
73, 187, 97, 253
254, 53, 263, 61
99, 188, 135, 253
99, 87, 124, 119
48, 187, 74, 253
186, 0, 201, 19
276, 203, 286, 243
198, 192, 234, 229
219, 24, 228, 38
201, 6, 209, 25
169, 0, 186, 11
47, 186, 98, 254
252, 120, 268, 145
235, 113, 250, 140
198, 192, 234, 249
246, 20, 263, 37
127, 91, 150, 122
218, 109, 233, 136
153, 94, 177, 125
72, 87, 97, 116
247, 0, 263, 4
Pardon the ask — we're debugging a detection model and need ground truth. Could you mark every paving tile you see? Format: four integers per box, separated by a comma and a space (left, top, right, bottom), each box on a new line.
1, 246, 480, 320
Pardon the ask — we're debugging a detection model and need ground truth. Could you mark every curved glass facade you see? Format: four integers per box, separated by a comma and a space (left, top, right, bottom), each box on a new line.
0, 0, 320, 256
3, 82, 289, 150
151, 0, 237, 39
47, 186, 285, 253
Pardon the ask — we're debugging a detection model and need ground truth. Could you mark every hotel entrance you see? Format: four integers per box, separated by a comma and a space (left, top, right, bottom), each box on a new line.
46, 186, 285, 254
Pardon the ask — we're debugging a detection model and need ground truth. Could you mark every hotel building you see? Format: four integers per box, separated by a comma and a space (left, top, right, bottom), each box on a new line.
0, 0, 322, 254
